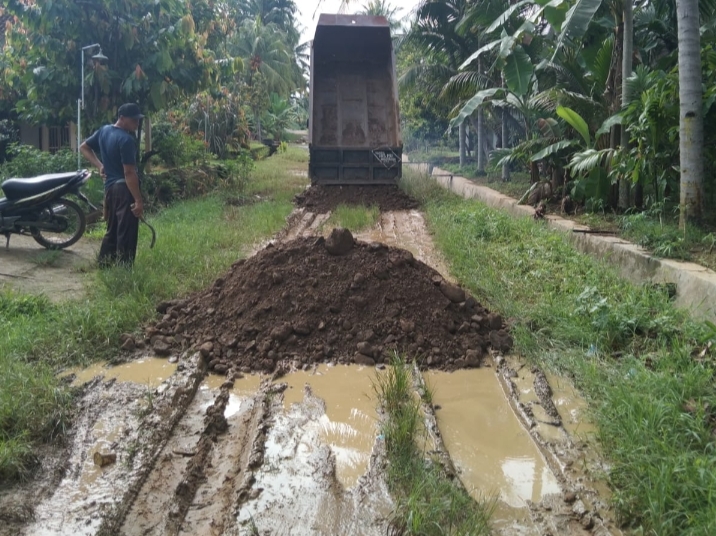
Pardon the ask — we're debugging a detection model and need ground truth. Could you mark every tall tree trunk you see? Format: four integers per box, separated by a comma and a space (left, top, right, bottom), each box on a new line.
459, 122, 466, 168
676, 0, 704, 227
255, 111, 263, 141
608, 19, 624, 208
618, 0, 633, 210
501, 107, 510, 181
501, 73, 510, 181
465, 123, 471, 158
477, 107, 486, 173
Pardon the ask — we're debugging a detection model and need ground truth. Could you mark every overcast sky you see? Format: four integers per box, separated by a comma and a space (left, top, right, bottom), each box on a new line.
297, 0, 422, 43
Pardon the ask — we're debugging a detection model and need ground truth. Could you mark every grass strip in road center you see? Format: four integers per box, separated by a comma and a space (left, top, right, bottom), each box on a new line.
374, 355, 493, 536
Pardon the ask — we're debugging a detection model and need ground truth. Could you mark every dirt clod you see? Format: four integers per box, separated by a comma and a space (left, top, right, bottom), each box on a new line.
439, 282, 466, 303
563, 491, 577, 504
294, 184, 419, 213
325, 227, 355, 256
153, 340, 172, 356
199, 342, 214, 357
148, 238, 511, 373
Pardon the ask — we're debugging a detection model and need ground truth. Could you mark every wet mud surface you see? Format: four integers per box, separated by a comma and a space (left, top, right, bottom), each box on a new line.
1, 187, 621, 535
294, 184, 419, 213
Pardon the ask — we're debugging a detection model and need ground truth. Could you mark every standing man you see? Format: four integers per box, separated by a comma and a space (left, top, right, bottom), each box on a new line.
80, 103, 145, 267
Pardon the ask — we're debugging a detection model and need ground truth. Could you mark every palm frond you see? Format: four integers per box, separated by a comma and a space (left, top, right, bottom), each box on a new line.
440, 71, 492, 100
567, 148, 616, 174
531, 139, 580, 161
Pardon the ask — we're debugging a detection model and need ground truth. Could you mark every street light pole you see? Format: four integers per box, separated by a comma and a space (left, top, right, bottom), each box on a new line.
76, 43, 107, 169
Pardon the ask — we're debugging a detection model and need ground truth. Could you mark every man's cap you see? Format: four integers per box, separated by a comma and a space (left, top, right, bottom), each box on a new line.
118, 103, 144, 120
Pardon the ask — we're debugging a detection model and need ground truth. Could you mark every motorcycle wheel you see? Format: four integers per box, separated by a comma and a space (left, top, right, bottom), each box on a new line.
31, 198, 87, 250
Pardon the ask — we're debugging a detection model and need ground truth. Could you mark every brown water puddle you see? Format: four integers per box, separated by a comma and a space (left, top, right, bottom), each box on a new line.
236, 372, 391, 536
547, 372, 596, 437
201, 372, 264, 419
204, 365, 380, 489
62, 356, 177, 387
281, 364, 379, 489
425, 369, 561, 522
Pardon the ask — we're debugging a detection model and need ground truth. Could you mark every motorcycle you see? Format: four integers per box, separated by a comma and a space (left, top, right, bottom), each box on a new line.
0, 169, 99, 250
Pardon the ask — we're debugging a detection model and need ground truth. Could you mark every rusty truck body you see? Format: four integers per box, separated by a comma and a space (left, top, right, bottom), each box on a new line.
309, 14, 402, 185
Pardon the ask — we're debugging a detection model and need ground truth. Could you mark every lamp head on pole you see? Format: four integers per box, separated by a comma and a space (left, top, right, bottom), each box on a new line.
91, 49, 108, 64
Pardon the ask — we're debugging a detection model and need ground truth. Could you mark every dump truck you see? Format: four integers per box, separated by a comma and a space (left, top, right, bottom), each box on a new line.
309, 14, 402, 185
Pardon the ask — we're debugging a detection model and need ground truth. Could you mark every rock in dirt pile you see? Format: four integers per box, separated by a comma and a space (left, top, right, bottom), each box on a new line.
145, 229, 512, 375
294, 184, 420, 212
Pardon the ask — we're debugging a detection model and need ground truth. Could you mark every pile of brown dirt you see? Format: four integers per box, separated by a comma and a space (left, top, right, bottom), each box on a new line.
294, 185, 419, 213
146, 230, 512, 375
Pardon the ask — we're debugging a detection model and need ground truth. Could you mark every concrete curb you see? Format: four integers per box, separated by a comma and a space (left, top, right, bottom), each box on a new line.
430, 166, 716, 324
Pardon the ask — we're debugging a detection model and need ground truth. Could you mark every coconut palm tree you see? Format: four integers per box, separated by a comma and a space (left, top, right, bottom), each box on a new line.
359, 0, 405, 33
401, 0, 486, 167
675, 0, 704, 226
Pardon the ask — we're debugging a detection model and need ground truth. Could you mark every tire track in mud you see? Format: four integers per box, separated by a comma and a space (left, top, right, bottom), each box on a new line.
235, 384, 393, 536
114, 379, 278, 536
178, 383, 274, 536
94, 353, 208, 536
117, 386, 226, 535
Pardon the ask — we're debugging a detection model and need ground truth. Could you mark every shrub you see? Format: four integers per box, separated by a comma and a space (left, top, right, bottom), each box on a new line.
151, 121, 206, 168
141, 159, 253, 208
0, 144, 77, 180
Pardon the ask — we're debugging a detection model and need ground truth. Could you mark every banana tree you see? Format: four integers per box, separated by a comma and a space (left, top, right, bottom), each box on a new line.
400, 0, 483, 167
556, 106, 619, 204
450, 20, 538, 179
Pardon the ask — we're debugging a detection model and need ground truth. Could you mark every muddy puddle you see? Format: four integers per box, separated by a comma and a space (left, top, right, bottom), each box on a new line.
426, 369, 561, 529
237, 370, 391, 536
18, 351, 616, 535
280, 364, 380, 488
63, 356, 177, 387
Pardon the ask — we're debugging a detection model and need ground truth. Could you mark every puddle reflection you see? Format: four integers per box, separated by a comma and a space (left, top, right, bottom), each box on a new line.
425, 369, 561, 510
281, 364, 378, 488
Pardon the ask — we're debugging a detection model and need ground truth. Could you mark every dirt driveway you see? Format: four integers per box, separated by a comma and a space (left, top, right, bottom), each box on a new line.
0, 234, 98, 301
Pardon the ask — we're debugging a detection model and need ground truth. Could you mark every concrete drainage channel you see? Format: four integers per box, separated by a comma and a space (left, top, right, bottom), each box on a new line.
427, 165, 716, 324
3, 205, 621, 536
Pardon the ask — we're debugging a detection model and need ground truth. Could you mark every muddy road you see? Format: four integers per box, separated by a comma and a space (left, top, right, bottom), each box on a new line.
0, 197, 621, 536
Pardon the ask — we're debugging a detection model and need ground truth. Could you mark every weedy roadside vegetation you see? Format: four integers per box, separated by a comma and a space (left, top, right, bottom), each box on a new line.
0, 147, 308, 481
413, 151, 716, 271
401, 168, 716, 535
374, 355, 493, 536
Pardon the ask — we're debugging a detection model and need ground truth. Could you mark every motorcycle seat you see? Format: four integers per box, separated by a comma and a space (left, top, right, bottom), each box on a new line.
1, 171, 84, 200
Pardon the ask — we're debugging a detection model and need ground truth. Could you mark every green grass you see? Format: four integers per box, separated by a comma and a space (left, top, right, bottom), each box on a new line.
28, 250, 63, 267
324, 203, 380, 232
401, 168, 716, 535
0, 149, 308, 481
374, 355, 493, 536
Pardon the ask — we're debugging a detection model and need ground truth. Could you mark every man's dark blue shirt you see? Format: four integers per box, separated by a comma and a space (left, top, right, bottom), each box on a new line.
84, 125, 137, 191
